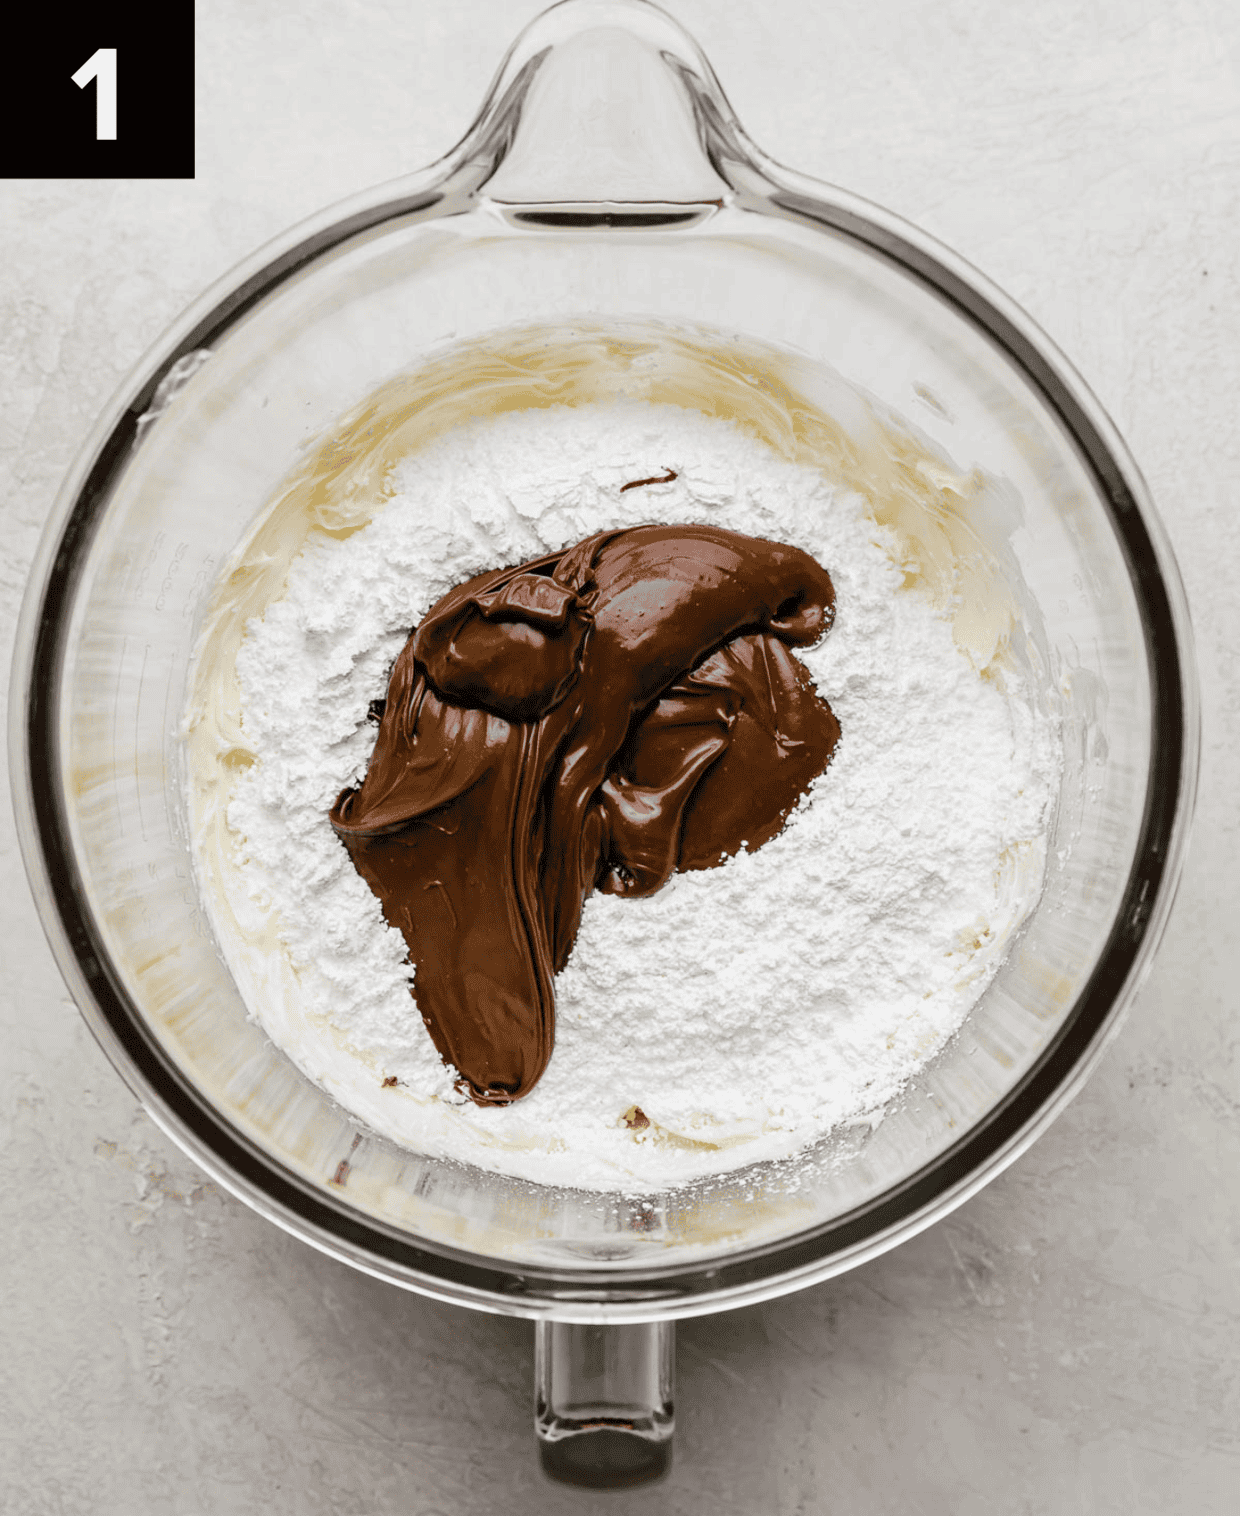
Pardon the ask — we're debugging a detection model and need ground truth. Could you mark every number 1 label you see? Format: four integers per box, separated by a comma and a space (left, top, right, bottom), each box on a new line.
72, 48, 117, 140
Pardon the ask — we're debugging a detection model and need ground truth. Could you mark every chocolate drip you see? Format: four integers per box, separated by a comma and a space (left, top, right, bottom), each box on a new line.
330, 525, 839, 1105
620, 469, 678, 492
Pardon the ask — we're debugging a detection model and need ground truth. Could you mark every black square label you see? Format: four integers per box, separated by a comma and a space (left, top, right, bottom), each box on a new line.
3, 6, 195, 179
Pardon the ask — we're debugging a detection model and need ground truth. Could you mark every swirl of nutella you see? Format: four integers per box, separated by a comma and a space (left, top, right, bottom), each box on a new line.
330, 525, 839, 1106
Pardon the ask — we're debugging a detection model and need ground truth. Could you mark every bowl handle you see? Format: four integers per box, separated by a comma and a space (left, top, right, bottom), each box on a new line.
535, 1318, 675, 1487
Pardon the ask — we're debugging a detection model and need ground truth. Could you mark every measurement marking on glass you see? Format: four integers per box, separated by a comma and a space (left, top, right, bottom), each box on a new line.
72, 48, 117, 140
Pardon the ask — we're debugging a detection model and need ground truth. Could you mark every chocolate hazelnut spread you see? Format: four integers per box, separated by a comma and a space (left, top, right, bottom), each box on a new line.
330, 524, 839, 1106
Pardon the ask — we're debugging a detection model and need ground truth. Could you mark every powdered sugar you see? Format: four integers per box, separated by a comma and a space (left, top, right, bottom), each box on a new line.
217, 399, 1057, 1188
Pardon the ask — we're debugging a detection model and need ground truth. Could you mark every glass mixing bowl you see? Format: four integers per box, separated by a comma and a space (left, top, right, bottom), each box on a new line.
10, 0, 1198, 1487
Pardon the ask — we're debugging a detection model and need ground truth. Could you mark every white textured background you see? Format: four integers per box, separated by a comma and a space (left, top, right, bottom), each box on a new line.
2, 2, 1237, 1511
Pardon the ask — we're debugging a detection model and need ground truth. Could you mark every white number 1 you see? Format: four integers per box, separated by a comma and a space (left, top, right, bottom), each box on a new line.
72, 48, 117, 141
